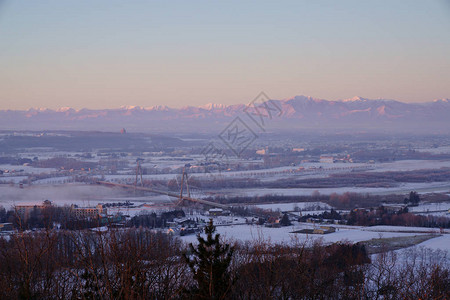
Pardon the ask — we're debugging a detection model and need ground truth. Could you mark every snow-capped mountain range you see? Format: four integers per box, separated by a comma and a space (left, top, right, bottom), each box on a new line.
1, 96, 449, 133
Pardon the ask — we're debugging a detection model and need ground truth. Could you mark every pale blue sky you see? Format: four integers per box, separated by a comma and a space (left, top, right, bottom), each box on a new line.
0, 0, 449, 109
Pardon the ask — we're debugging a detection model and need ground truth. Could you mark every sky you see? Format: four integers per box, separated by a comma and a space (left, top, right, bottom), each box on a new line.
0, 0, 449, 110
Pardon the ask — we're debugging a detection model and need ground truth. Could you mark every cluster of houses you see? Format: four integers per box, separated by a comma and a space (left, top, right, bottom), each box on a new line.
166, 208, 235, 236
167, 218, 203, 236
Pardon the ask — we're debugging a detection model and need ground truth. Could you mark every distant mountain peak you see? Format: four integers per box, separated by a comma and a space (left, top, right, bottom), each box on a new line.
28, 107, 50, 112
286, 95, 316, 100
57, 107, 75, 112
145, 105, 170, 111
201, 103, 226, 110
119, 105, 142, 110
342, 96, 365, 102
433, 98, 450, 103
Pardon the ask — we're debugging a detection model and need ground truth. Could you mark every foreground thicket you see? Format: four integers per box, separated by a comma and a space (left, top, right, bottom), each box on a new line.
0, 226, 448, 299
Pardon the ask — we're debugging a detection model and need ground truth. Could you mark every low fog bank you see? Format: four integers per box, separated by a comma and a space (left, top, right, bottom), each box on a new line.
0, 184, 131, 209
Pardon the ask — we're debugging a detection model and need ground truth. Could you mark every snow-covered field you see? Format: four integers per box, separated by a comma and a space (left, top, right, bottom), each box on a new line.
416, 146, 450, 154
103, 174, 178, 181
414, 234, 450, 252
361, 225, 448, 234
0, 164, 56, 174
180, 222, 449, 254
0, 175, 28, 184
0, 184, 136, 208
408, 202, 450, 213
33, 176, 73, 185
3, 156, 450, 196
367, 159, 450, 172
217, 181, 450, 198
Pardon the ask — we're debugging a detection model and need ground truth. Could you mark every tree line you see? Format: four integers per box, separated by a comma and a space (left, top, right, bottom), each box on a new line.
0, 221, 448, 299
300, 207, 450, 228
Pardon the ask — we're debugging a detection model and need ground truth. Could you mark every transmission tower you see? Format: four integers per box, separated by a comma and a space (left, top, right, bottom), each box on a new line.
177, 164, 191, 206
135, 158, 144, 188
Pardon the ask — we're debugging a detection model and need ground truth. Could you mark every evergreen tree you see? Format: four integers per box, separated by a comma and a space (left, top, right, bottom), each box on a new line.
0, 206, 6, 223
280, 213, 291, 226
409, 191, 420, 205
184, 219, 235, 300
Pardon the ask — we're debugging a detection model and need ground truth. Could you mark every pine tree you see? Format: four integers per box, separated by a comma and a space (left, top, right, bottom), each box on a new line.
184, 219, 235, 300
409, 191, 420, 205
280, 213, 291, 226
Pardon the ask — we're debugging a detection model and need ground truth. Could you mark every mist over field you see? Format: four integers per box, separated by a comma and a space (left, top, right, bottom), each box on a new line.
0, 184, 130, 208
